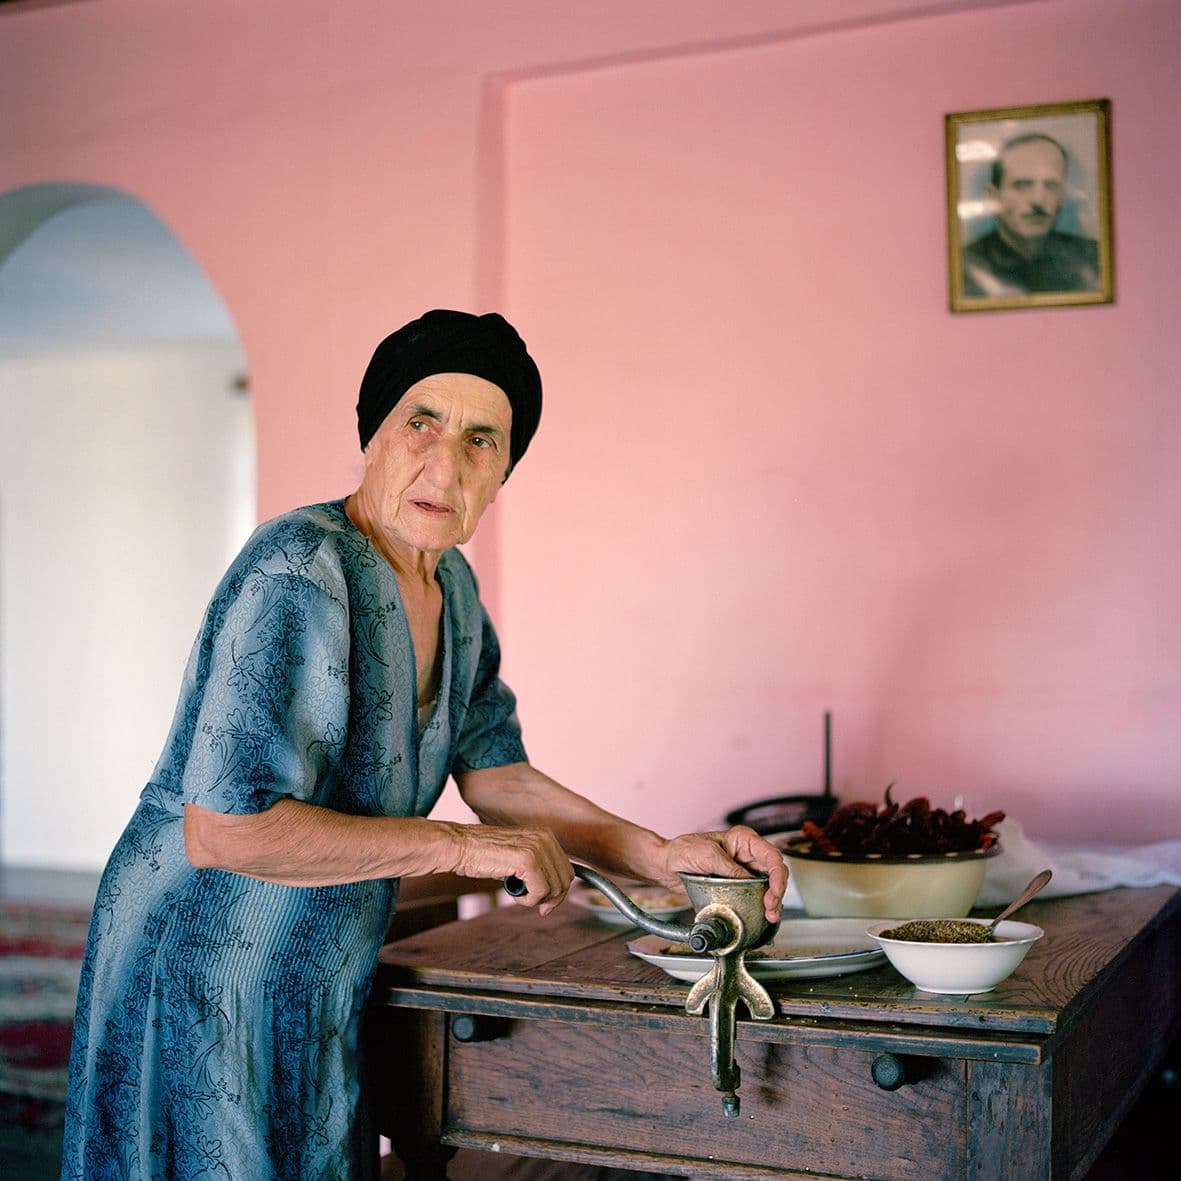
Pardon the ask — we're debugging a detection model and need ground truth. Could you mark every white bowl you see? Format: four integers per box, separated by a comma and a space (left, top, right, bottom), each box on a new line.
780, 840, 999, 918
867, 918, 1044, 994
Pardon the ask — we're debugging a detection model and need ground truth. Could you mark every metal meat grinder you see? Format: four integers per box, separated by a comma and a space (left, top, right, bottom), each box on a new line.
506, 865, 778, 1116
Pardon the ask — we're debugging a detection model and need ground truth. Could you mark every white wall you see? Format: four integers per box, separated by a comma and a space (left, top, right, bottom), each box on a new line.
0, 190, 253, 872
0, 342, 253, 869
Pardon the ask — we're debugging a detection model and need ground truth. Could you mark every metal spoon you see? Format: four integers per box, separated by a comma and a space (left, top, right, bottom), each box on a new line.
988, 868, 1053, 934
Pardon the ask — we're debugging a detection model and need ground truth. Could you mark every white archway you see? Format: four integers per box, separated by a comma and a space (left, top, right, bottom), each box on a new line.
0, 184, 255, 871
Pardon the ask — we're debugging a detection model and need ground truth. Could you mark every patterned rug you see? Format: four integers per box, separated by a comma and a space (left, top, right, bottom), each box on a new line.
0, 899, 90, 1179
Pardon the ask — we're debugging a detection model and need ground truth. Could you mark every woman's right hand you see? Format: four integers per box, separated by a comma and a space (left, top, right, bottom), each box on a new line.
450, 823, 573, 916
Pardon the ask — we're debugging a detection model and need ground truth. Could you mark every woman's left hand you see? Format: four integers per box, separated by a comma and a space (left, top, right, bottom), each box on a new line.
655, 826, 787, 922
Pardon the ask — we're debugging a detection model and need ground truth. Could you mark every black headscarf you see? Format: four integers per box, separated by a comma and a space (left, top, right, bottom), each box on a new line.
356, 309, 543, 471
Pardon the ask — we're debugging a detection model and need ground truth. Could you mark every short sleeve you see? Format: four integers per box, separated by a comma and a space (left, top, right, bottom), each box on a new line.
181, 556, 350, 815
451, 604, 528, 775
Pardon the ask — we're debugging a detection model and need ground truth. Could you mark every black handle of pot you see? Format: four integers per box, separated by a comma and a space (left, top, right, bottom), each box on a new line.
503, 875, 528, 897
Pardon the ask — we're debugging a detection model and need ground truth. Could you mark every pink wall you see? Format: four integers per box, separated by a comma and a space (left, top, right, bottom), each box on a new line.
1, 0, 1177, 843
496, 0, 1181, 842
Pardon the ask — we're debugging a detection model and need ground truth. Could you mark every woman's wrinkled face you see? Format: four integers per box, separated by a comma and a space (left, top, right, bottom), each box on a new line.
359, 372, 512, 557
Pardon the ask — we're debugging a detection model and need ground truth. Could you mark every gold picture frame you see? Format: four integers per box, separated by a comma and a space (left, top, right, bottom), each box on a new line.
946, 98, 1113, 313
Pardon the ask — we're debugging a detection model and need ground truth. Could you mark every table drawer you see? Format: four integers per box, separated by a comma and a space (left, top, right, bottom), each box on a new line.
445, 1016, 969, 1180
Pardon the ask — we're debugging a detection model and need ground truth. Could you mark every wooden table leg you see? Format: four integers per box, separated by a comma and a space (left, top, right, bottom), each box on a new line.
366, 1006, 454, 1179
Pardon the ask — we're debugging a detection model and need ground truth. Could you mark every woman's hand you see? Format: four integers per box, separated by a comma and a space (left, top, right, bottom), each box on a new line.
454, 763, 785, 920
450, 822, 574, 917
653, 825, 787, 922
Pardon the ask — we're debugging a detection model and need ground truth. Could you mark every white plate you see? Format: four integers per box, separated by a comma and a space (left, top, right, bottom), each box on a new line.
627, 918, 887, 982
568, 884, 691, 926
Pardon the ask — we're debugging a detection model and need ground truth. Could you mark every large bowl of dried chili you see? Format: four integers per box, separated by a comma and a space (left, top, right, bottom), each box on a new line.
775, 788, 1004, 918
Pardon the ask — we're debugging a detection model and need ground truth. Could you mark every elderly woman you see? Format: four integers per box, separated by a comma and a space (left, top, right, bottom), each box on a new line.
61, 310, 786, 1181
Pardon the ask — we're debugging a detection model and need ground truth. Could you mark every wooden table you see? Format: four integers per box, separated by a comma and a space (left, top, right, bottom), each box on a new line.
367, 885, 1180, 1180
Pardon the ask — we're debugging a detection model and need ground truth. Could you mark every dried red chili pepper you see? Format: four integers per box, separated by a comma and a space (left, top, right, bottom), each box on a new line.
794, 786, 1003, 856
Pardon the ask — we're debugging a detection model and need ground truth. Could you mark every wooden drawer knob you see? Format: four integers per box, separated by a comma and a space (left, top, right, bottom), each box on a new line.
450, 1014, 508, 1043
871, 1053, 911, 1090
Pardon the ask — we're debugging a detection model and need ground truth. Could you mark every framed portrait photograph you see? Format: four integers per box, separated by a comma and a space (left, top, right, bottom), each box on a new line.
945, 98, 1113, 313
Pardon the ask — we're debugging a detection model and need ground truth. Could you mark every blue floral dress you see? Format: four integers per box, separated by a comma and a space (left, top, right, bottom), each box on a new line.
60, 500, 526, 1181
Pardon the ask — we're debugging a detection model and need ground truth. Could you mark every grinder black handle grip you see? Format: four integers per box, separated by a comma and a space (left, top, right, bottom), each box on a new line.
503, 875, 528, 897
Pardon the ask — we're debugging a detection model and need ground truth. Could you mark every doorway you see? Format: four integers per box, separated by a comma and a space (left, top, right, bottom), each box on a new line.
0, 183, 255, 873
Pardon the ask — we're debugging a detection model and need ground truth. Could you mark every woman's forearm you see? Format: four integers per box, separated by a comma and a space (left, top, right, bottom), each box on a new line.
456, 762, 669, 881
457, 762, 788, 919
183, 796, 579, 911
183, 799, 467, 887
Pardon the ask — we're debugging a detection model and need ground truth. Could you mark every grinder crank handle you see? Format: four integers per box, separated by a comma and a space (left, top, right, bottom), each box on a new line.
503, 868, 709, 946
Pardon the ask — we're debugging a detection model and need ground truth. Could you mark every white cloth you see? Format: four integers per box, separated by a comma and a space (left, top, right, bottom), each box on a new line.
976, 818, 1181, 907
